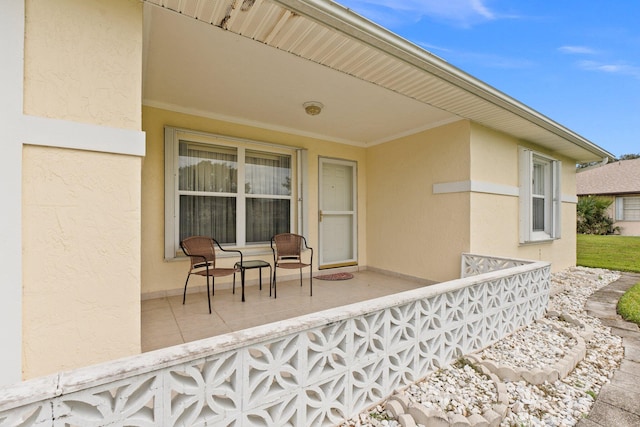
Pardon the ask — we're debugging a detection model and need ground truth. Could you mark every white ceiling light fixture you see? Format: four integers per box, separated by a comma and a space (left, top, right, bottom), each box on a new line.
303, 101, 324, 116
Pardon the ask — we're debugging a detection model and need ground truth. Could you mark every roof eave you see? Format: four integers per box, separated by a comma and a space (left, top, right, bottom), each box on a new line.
273, 0, 615, 162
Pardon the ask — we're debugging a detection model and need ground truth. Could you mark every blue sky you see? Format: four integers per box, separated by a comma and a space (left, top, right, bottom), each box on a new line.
338, 0, 639, 158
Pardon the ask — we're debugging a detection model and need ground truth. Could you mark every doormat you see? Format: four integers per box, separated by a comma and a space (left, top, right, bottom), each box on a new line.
315, 272, 354, 281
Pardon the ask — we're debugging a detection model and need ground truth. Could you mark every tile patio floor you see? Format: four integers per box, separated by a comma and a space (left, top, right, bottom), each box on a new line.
141, 270, 433, 352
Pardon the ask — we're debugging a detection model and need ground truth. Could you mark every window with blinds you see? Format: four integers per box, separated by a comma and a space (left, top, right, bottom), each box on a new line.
519, 147, 561, 243
623, 197, 640, 220
165, 127, 300, 258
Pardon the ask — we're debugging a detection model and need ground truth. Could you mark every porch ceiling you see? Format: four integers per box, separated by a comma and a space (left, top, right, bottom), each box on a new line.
142, 0, 613, 162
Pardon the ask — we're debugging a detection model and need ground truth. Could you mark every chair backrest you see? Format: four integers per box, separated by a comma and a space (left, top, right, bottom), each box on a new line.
272, 233, 302, 261
180, 236, 216, 269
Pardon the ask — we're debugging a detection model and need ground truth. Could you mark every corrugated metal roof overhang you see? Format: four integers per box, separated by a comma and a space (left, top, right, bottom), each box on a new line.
143, 0, 613, 162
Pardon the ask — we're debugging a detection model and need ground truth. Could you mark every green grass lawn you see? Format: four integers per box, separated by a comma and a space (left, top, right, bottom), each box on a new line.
577, 234, 640, 325
576, 234, 640, 273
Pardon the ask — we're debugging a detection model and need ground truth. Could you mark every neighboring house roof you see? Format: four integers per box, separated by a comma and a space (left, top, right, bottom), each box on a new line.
577, 158, 640, 195
142, 0, 613, 162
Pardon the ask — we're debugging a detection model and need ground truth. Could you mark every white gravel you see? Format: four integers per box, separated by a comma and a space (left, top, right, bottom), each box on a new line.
340, 267, 625, 427
405, 359, 498, 417
478, 321, 578, 370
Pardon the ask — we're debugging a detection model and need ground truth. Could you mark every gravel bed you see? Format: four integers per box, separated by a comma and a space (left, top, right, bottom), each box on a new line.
340, 267, 625, 427
478, 321, 578, 370
404, 359, 497, 416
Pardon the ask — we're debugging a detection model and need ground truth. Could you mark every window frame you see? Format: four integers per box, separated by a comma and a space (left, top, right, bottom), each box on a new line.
519, 147, 561, 243
165, 127, 305, 260
616, 196, 640, 221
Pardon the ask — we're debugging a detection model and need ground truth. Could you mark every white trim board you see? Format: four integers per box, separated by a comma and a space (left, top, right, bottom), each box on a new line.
0, 0, 25, 387
22, 115, 146, 157
434, 180, 577, 204
433, 180, 519, 197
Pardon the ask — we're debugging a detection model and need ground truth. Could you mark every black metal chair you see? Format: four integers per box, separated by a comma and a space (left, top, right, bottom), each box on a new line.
271, 233, 313, 298
180, 236, 242, 313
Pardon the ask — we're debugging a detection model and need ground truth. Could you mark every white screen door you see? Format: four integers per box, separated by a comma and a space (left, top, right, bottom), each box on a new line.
319, 158, 357, 268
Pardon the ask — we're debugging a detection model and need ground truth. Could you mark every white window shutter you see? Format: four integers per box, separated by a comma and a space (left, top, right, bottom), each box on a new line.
552, 160, 561, 239
297, 149, 309, 238
164, 126, 178, 260
519, 147, 561, 242
615, 197, 624, 221
518, 147, 533, 243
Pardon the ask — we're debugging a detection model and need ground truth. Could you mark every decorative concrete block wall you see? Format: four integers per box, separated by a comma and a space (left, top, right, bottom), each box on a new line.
0, 254, 550, 426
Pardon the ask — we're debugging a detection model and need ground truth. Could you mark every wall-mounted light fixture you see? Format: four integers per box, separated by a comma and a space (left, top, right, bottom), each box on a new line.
303, 101, 323, 116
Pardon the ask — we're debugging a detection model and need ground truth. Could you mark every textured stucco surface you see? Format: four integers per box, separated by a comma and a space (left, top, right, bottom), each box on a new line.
366, 120, 472, 283
21, 0, 143, 379
469, 123, 578, 272
22, 146, 142, 378
24, 0, 142, 129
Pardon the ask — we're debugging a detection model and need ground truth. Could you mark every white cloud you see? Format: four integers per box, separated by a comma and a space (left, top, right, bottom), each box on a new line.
559, 47, 640, 79
578, 60, 640, 79
558, 45, 598, 55
470, 0, 495, 19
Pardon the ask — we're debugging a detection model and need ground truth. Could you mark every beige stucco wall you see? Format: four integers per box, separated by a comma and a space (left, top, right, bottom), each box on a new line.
615, 220, 640, 236
366, 120, 471, 282
468, 123, 578, 272
141, 106, 368, 296
23, 0, 142, 129
22, 147, 142, 378
22, 0, 142, 378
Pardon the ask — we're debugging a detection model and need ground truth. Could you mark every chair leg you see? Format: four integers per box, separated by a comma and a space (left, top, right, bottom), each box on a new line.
309, 267, 313, 297
299, 268, 303, 286
183, 273, 191, 305
233, 272, 236, 294
241, 268, 246, 302
206, 276, 212, 314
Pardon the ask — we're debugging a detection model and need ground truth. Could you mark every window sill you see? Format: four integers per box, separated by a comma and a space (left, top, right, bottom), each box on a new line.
165, 245, 273, 262
519, 238, 558, 246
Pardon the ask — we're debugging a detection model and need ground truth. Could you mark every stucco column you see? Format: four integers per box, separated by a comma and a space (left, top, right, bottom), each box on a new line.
19, 0, 145, 379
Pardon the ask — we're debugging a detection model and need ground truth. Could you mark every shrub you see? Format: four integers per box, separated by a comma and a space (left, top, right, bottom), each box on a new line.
577, 196, 618, 235
618, 283, 640, 325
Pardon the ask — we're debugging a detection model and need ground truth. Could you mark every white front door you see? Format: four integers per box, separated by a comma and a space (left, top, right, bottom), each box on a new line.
319, 158, 357, 268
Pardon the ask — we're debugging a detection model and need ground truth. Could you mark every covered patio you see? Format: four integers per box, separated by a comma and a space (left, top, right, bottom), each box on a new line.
142, 269, 434, 352
4, 0, 610, 392
0, 254, 551, 426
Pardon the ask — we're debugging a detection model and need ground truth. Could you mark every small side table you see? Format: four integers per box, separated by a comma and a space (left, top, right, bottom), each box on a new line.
234, 260, 273, 302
